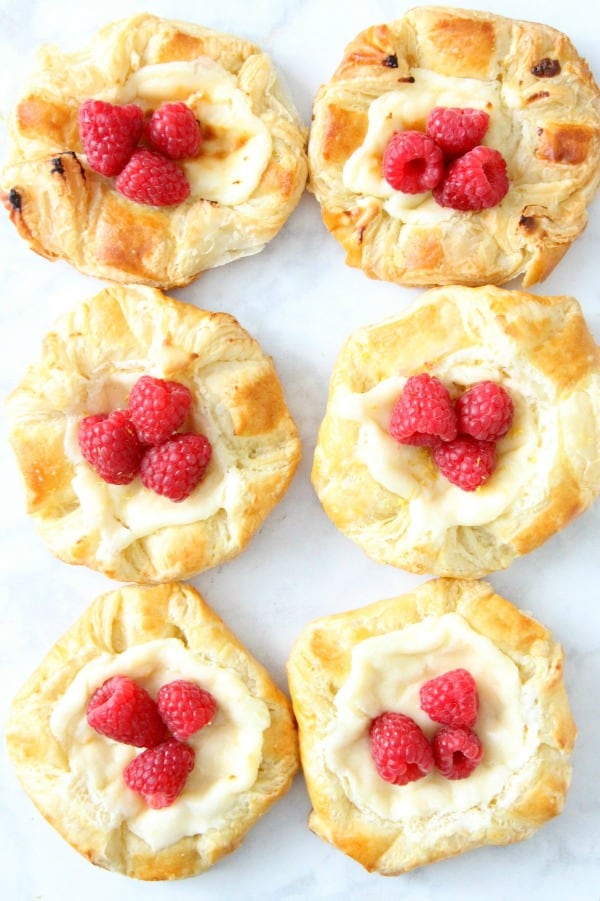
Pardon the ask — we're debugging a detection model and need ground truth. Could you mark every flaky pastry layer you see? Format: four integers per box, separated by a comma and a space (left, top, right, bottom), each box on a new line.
287, 578, 576, 875
6, 582, 299, 880
311, 284, 600, 577
1, 14, 308, 288
308, 5, 600, 287
6, 284, 301, 582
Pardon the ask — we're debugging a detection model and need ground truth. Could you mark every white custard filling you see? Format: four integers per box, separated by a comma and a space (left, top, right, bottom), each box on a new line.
50, 638, 270, 851
332, 350, 553, 536
343, 69, 514, 223
60, 366, 238, 562
326, 613, 536, 820
107, 58, 272, 205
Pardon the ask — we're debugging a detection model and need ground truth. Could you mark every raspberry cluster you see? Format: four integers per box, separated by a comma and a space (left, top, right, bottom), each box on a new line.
78, 374, 212, 502
382, 106, 509, 211
79, 99, 203, 206
369, 668, 484, 786
86, 675, 217, 808
389, 374, 514, 491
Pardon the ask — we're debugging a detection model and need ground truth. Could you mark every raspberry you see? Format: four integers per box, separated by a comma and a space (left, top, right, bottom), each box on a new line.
426, 107, 490, 159
128, 375, 192, 445
389, 374, 457, 446
419, 668, 479, 728
140, 433, 212, 501
123, 739, 195, 808
433, 436, 496, 491
432, 725, 483, 780
78, 99, 144, 177
433, 145, 509, 211
455, 381, 514, 441
369, 712, 434, 785
115, 149, 190, 207
382, 130, 444, 193
146, 102, 202, 160
87, 676, 170, 748
78, 409, 144, 485
157, 680, 217, 741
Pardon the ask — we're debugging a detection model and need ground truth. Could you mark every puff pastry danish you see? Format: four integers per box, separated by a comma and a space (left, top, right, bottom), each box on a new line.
1, 14, 308, 288
6, 284, 301, 582
287, 578, 576, 875
312, 284, 600, 578
6, 582, 299, 880
308, 6, 600, 287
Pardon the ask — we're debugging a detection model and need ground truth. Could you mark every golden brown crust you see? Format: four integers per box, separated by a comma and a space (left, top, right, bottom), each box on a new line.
6, 582, 299, 880
308, 6, 600, 287
287, 578, 576, 875
1, 14, 308, 288
6, 284, 301, 582
311, 285, 600, 577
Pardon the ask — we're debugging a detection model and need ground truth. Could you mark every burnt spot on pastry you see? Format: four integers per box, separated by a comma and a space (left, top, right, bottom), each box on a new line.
50, 156, 65, 176
382, 54, 398, 68
526, 91, 550, 104
7, 188, 22, 211
397, 76, 416, 83
531, 58, 561, 78
519, 215, 538, 234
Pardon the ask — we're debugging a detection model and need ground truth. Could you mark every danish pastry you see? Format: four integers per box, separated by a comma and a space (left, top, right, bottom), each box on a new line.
5, 284, 301, 583
312, 284, 600, 578
308, 6, 600, 287
6, 582, 299, 880
1, 13, 308, 288
287, 578, 576, 875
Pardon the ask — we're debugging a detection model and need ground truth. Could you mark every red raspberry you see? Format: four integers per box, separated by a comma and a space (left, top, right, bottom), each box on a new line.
433, 436, 496, 491
78, 99, 144, 177
455, 381, 514, 441
389, 374, 457, 446
419, 668, 479, 728
433, 145, 509, 211
432, 725, 483, 780
78, 409, 144, 485
128, 375, 192, 445
87, 676, 170, 748
382, 130, 444, 193
369, 712, 434, 785
146, 102, 202, 160
426, 107, 490, 159
157, 680, 217, 741
140, 433, 212, 501
115, 149, 190, 206
123, 739, 195, 808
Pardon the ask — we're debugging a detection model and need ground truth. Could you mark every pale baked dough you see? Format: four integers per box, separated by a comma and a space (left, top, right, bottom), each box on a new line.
5, 284, 301, 582
6, 581, 299, 880
287, 578, 576, 875
312, 284, 600, 578
1, 13, 308, 288
308, 6, 600, 287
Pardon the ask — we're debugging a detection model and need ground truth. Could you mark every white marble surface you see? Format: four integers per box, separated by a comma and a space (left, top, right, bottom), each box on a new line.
0, 1, 599, 898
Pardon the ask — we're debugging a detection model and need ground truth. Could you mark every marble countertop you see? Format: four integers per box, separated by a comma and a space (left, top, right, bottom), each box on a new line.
1, 1, 599, 899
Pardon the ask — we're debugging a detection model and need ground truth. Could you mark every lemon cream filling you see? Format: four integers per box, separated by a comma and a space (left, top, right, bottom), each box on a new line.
50, 638, 270, 852
59, 367, 238, 561
325, 613, 537, 821
107, 58, 272, 205
332, 351, 552, 535
342, 69, 513, 223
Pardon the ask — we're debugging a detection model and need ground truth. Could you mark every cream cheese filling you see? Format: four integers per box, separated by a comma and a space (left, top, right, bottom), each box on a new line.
61, 366, 237, 561
50, 638, 271, 851
342, 69, 513, 224
105, 58, 272, 205
332, 350, 553, 536
325, 613, 536, 821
